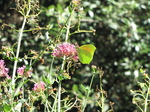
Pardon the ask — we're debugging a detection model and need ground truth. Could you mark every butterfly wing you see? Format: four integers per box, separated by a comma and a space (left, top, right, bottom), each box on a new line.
78, 44, 96, 64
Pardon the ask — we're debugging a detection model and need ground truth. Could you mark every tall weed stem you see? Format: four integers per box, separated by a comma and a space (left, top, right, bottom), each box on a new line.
58, 57, 66, 112
144, 78, 150, 112
57, 6, 75, 112
58, 80, 62, 112
82, 72, 95, 111
12, 0, 31, 90
100, 73, 105, 112
65, 8, 74, 42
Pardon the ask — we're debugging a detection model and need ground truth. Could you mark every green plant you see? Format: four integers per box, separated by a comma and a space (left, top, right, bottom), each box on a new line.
0, 0, 98, 112
131, 69, 150, 112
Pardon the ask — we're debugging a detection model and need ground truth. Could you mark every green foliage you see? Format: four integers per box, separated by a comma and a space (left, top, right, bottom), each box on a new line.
131, 69, 150, 112
74, 0, 150, 111
0, 0, 150, 112
4, 104, 11, 112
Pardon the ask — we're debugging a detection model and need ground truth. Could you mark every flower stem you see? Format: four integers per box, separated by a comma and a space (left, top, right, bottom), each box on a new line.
65, 7, 75, 42
11, 0, 31, 90
144, 78, 150, 112
58, 80, 62, 112
58, 56, 66, 112
65, 15, 71, 42
48, 57, 54, 81
82, 72, 95, 111
57, 6, 75, 112
12, 17, 26, 87
100, 75, 105, 112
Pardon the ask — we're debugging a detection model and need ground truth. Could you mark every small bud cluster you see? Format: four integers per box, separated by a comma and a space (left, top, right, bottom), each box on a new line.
0, 60, 10, 79
32, 81, 46, 92
17, 65, 32, 77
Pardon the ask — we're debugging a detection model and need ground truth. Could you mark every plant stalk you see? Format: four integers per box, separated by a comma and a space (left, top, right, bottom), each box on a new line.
82, 73, 95, 111
57, 6, 75, 112
100, 76, 105, 112
58, 58, 66, 112
144, 79, 150, 112
58, 80, 62, 112
11, 0, 31, 90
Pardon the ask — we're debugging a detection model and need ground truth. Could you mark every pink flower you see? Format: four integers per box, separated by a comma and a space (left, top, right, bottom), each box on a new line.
52, 43, 78, 61
32, 81, 46, 92
0, 60, 10, 79
17, 65, 32, 77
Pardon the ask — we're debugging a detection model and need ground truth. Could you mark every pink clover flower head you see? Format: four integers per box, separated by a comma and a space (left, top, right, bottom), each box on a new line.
52, 43, 78, 61
32, 81, 46, 92
17, 65, 32, 77
0, 59, 10, 79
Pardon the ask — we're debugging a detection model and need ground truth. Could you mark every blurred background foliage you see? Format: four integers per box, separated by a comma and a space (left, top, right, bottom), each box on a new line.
0, 0, 150, 111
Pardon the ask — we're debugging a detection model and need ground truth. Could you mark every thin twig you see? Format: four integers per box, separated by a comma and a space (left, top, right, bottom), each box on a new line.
64, 99, 78, 112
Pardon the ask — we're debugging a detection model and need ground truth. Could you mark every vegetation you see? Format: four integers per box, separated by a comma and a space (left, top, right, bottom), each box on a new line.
0, 0, 150, 112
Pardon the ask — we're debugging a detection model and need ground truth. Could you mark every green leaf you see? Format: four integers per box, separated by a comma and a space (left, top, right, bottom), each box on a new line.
78, 44, 96, 64
72, 84, 78, 91
140, 68, 144, 73
42, 75, 53, 85
4, 104, 11, 112
80, 84, 90, 92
